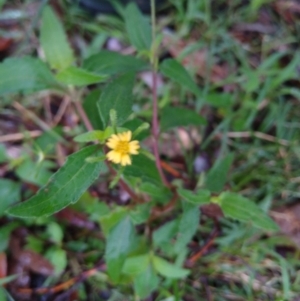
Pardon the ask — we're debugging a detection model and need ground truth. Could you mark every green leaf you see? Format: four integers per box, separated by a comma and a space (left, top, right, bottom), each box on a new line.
83, 50, 148, 75
219, 192, 279, 232
124, 2, 152, 51
99, 207, 128, 237
105, 217, 136, 282
152, 256, 190, 279
45, 247, 67, 274
40, 6, 74, 70
205, 153, 234, 193
174, 203, 200, 254
270, 54, 300, 90
0, 274, 19, 286
0, 179, 20, 216
7, 145, 104, 218
139, 182, 172, 202
25, 236, 44, 253
73, 131, 103, 143
0, 144, 7, 163
0, 287, 5, 301
83, 89, 104, 130
0, 57, 59, 95
74, 128, 113, 143
204, 93, 233, 108
160, 107, 206, 130
160, 59, 200, 96
124, 154, 161, 185
153, 220, 178, 247
98, 72, 135, 127
0, 222, 18, 252
122, 254, 150, 276
16, 159, 53, 186
178, 188, 210, 205
56, 66, 106, 86
46, 222, 64, 244
133, 265, 159, 299
0, 0, 6, 10
129, 203, 151, 225
35, 129, 62, 155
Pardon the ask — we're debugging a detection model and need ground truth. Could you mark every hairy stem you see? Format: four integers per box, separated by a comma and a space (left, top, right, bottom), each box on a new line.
150, 0, 169, 187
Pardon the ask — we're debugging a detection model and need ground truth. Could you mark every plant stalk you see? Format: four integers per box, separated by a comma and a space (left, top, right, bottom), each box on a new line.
150, 0, 169, 187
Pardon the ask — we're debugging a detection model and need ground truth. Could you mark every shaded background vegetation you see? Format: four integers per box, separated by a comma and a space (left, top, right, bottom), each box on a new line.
0, 0, 300, 300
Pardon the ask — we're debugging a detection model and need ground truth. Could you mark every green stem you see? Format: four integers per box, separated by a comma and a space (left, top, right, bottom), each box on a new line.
173, 279, 180, 301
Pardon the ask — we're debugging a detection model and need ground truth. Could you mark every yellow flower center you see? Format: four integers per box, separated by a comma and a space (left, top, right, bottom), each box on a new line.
115, 141, 129, 155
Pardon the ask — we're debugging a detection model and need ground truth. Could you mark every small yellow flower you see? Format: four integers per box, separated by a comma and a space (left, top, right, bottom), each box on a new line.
106, 131, 140, 166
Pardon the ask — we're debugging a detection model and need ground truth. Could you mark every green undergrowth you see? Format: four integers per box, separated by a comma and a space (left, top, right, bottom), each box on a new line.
0, 0, 299, 300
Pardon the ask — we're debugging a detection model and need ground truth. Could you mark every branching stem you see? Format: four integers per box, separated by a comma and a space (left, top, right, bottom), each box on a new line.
72, 90, 142, 204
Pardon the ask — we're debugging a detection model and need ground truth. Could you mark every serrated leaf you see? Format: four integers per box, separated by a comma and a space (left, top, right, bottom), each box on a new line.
205, 153, 234, 193
105, 217, 136, 282
174, 203, 200, 254
133, 265, 159, 299
219, 192, 279, 232
160, 59, 200, 96
7, 145, 104, 218
40, 6, 74, 70
124, 2, 152, 51
153, 256, 190, 279
0, 179, 20, 216
122, 254, 150, 276
0, 57, 59, 95
56, 66, 106, 86
98, 72, 135, 127
83, 89, 104, 130
83, 50, 148, 75
178, 188, 210, 205
160, 107, 206, 130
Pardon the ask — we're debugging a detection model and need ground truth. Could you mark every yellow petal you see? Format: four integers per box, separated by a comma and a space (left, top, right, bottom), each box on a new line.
111, 134, 120, 141
129, 140, 139, 148
124, 131, 132, 141
129, 141, 140, 154
121, 154, 131, 166
106, 138, 118, 149
119, 131, 130, 142
117, 132, 125, 141
107, 150, 121, 163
